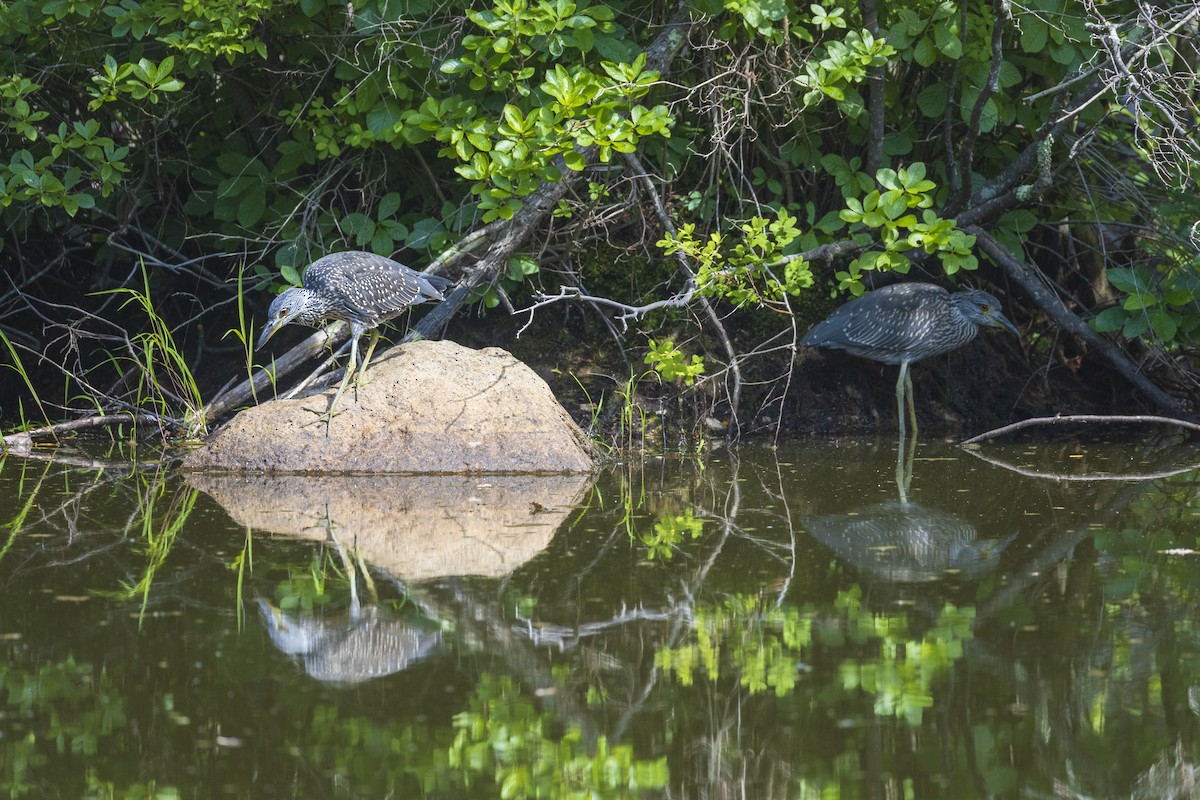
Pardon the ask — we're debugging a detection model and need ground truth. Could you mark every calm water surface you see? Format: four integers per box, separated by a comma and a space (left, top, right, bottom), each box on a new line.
1, 437, 1199, 798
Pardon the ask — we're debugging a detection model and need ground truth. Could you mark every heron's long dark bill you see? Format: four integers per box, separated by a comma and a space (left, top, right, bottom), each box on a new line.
989, 313, 1020, 337
256, 318, 285, 351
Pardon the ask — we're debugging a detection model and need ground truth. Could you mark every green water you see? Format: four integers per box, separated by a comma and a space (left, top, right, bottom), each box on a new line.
1, 437, 1198, 798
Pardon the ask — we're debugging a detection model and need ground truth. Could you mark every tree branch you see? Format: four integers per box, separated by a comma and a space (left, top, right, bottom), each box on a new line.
858, 0, 885, 174
968, 225, 1194, 420
199, 5, 699, 428
946, 0, 1012, 214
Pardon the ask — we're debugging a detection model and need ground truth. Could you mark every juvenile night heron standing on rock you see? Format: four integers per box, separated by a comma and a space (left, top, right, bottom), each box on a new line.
256, 251, 452, 425
801, 282, 1019, 439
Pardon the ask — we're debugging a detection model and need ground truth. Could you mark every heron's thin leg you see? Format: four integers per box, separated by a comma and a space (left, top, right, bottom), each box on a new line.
895, 361, 916, 500
904, 366, 918, 440
356, 549, 378, 604
326, 522, 362, 617
353, 329, 382, 402
897, 421, 916, 503
895, 361, 909, 441
358, 329, 381, 380
319, 333, 359, 431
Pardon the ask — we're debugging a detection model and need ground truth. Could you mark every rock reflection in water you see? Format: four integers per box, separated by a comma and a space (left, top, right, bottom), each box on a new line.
804, 501, 1015, 583
189, 472, 591, 682
186, 473, 592, 580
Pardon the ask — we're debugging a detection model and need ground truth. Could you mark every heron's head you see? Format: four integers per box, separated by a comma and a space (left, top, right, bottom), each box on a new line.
956, 289, 1020, 337
256, 287, 319, 350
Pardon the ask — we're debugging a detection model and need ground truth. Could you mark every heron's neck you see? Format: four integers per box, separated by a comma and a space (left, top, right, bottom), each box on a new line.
294, 289, 333, 327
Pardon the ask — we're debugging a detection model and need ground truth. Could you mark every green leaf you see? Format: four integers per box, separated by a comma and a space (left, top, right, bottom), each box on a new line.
592, 31, 638, 62
501, 104, 526, 133
439, 57, 471, 75
1122, 294, 1151, 311
132, 58, 154, 82
933, 24, 962, 59
916, 83, 948, 117
999, 209, 1038, 234
1150, 309, 1177, 341
342, 212, 375, 246
1122, 315, 1149, 339
573, 27, 594, 53
913, 37, 936, 67
881, 193, 907, 219
370, 230, 394, 256
378, 193, 402, 220
1105, 267, 1143, 294
562, 150, 586, 171
236, 186, 266, 229
366, 100, 404, 138
1050, 41, 1079, 65
1019, 17, 1048, 53
506, 254, 538, 281
300, 0, 325, 17
1164, 288, 1194, 307
216, 151, 252, 175
740, 0, 788, 30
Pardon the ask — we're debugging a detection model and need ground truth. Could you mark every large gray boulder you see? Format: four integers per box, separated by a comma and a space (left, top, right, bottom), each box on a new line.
183, 340, 596, 474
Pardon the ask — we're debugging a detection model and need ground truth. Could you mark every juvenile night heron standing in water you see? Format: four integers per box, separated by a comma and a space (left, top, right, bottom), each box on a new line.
256, 251, 452, 425
801, 282, 1019, 439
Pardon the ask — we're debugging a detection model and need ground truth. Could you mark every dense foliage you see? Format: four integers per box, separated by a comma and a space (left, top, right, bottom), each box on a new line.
0, 0, 1197, 431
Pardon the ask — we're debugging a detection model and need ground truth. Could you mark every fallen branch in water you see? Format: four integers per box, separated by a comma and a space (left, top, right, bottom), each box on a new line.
2, 411, 166, 455
961, 446, 1200, 482
963, 413, 1200, 444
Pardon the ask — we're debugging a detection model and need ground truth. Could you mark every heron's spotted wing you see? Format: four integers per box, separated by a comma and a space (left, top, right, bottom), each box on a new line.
306, 252, 428, 325
803, 284, 952, 363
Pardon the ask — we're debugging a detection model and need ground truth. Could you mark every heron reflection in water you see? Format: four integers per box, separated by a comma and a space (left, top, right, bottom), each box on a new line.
258, 526, 442, 684
804, 439, 1015, 584
804, 500, 1015, 584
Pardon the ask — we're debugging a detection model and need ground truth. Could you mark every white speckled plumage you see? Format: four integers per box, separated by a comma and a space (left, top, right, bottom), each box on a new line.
257, 252, 450, 345
256, 251, 452, 427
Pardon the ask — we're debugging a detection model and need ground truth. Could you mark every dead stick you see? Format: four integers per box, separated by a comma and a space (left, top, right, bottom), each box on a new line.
3, 412, 165, 453
964, 413, 1200, 444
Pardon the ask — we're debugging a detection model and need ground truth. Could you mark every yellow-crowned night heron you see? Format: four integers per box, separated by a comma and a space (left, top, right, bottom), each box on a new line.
801, 283, 1019, 438
256, 251, 451, 423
